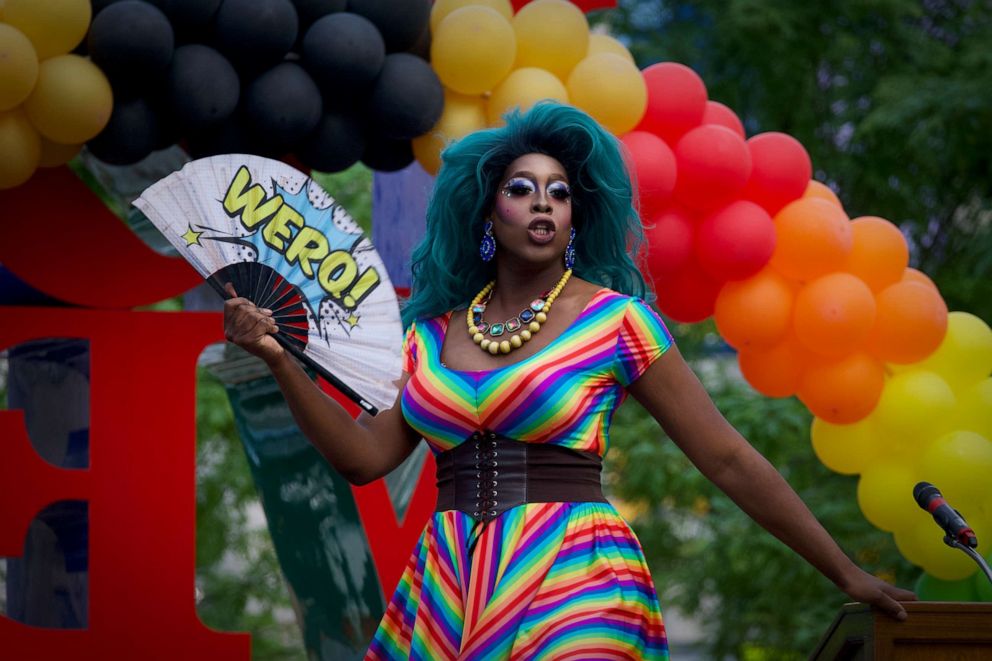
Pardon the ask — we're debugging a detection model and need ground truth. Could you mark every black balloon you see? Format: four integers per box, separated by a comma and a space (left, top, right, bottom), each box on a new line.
295, 112, 365, 173
167, 44, 240, 131
361, 132, 413, 172
146, 0, 223, 42
290, 0, 347, 31
244, 62, 323, 153
367, 53, 443, 140
302, 13, 384, 92
87, 97, 162, 165
347, 0, 430, 53
186, 109, 272, 158
88, 1, 174, 91
213, 0, 298, 72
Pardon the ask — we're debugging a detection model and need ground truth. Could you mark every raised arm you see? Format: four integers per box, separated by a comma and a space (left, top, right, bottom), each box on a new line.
627, 345, 916, 619
224, 284, 420, 485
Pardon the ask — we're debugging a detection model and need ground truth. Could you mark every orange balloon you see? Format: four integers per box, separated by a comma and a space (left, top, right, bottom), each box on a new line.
844, 216, 909, 292
802, 180, 842, 209
793, 272, 876, 357
867, 281, 948, 364
797, 352, 885, 423
714, 267, 795, 350
901, 267, 938, 292
738, 335, 809, 397
770, 197, 852, 281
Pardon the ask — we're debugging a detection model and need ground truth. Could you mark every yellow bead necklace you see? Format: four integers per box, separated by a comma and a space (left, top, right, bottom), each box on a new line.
466, 269, 572, 355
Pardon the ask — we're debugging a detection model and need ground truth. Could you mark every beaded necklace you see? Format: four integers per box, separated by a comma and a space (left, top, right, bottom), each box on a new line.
467, 269, 572, 355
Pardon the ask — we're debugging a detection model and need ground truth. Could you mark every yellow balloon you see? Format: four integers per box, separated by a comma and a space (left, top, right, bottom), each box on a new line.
513, 0, 590, 81
915, 311, 992, 392
566, 53, 646, 135
587, 33, 635, 64
810, 416, 884, 475
413, 89, 488, 176
857, 461, 920, 532
0, 24, 39, 111
431, 6, 516, 95
953, 378, 992, 439
38, 136, 81, 167
3, 0, 91, 60
430, 0, 513, 32
874, 370, 956, 448
919, 430, 992, 507
486, 67, 568, 126
23, 55, 113, 145
0, 108, 41, 189
894, 515, 987, 580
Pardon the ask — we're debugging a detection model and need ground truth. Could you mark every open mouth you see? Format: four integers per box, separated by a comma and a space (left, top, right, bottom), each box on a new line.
528, 219, 556, 243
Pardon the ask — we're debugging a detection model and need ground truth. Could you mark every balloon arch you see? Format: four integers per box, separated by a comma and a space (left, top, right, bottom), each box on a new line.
1, 0, 990, 600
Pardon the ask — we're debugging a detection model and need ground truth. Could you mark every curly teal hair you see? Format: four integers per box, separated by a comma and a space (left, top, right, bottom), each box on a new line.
402, 102, 650, 328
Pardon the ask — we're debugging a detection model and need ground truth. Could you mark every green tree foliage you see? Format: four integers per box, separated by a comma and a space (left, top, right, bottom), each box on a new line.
605, 331, 917, 659
603, 0, 992, 320
311, 164, 375, 234
195, 369, 306, 659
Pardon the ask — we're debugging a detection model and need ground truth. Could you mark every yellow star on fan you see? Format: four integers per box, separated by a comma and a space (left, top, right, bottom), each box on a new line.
346, 314, 361, 329
181, 225, 203, 246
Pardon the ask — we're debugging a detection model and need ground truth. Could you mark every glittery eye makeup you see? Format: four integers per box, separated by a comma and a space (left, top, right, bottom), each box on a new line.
502, 177, 536, 197
500, 177, 571, 201
547, 181, 571, 201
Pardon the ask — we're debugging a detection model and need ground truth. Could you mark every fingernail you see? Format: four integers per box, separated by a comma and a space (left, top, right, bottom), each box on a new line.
261, 308, 273, 314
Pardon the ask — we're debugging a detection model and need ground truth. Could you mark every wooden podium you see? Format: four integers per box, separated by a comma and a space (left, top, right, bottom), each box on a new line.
810, 602, 992, 660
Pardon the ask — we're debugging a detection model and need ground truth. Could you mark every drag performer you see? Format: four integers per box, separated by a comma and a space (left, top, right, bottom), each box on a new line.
224, 103, 914, 659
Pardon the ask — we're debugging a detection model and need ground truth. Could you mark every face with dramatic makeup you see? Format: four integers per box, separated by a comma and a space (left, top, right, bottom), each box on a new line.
490, 153, 573, 268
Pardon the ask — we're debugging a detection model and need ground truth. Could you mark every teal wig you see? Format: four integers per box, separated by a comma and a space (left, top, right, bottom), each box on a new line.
402, 102, 650, 328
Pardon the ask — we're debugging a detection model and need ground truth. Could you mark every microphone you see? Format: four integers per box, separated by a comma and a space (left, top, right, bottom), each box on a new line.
913, 482, 978, 548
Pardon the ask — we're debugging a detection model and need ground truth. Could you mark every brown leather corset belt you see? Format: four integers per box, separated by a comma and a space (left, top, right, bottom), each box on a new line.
435, 430, 608, 522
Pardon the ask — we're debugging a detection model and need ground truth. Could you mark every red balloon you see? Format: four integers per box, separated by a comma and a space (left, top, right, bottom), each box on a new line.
742, 132, 812, 215
654, 259, 721, 323
673, 125, 751, 212
621, 130, 677, 219
634, 62, 708, 146
644, 206, 695, 277
695, 200, 775, 281
702, 100, 744, 139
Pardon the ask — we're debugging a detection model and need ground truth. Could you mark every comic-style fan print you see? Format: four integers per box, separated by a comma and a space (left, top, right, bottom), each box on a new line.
134, 155, 402, 414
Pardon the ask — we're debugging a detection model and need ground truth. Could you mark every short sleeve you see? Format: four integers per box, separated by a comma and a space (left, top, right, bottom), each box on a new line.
614, 298, 674, 386
401, 323, 418, 374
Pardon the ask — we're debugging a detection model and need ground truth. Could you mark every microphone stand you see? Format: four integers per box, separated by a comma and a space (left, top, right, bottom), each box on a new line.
945, 536, 992, 586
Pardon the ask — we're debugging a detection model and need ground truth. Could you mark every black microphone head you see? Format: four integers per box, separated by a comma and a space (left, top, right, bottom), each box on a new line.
914, 481, 940, 508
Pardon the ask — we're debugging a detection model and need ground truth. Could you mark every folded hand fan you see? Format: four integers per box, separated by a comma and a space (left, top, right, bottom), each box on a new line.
134, 154, 403, 415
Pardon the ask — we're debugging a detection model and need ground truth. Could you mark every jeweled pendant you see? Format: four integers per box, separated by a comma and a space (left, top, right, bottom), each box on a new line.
476, 321, 489, 333
520, 309, 535, 322
472, 304, 486, 314
530, 299, 545, 312
506, 317, 521, 332
490, 323, 505, 336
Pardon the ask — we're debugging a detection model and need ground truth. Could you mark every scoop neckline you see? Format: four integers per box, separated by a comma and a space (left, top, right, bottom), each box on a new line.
436, 288, 611, 375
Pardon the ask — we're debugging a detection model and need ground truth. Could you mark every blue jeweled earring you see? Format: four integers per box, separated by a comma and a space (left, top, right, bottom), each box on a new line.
564, 227, 576, 270
480, 220, 496, 262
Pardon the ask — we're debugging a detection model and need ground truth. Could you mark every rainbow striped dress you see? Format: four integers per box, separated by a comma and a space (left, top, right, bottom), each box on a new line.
367, 290, 673, 660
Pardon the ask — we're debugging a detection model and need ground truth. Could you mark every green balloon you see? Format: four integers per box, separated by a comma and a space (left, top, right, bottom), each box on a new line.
915, 571, 979, 601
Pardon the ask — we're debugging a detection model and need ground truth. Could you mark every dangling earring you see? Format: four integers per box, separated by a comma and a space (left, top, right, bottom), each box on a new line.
479, 220, 496, 262
564, 227, 576, 269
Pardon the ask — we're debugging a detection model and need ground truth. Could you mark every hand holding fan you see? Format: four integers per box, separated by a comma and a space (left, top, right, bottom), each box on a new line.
134, 155, 403, 415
